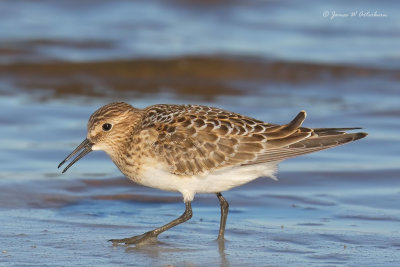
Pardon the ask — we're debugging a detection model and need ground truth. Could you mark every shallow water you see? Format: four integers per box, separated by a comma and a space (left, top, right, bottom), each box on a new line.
1, 0, 400, 266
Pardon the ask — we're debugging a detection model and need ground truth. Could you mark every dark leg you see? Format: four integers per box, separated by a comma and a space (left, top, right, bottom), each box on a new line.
110, 202, 192, 245
216, 192, 229, 240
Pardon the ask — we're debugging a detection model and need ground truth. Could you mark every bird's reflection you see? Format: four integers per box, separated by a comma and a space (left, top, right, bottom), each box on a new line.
120, 238, 230, 266
218, 239, 229, 267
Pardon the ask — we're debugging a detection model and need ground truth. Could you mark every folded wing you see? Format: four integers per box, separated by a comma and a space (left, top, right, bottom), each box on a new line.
141, 105, 367, 175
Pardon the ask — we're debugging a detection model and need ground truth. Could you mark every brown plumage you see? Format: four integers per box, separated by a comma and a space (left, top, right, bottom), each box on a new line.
59, 102, 367, 245
140, 104, 366, 175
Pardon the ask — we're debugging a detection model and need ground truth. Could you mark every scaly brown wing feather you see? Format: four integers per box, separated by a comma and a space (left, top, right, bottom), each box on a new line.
141, 104, 367, 175
141, 104, 274, 175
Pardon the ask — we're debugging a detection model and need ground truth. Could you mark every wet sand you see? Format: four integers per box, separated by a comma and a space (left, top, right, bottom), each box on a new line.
1, 170, 400, 266
0, 56, 391, 98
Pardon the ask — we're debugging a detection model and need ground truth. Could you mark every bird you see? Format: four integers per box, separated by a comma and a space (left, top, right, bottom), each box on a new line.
58, 102, 367, 245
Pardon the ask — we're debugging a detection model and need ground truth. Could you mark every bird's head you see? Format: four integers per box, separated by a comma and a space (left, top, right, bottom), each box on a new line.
58, 102, 141, 173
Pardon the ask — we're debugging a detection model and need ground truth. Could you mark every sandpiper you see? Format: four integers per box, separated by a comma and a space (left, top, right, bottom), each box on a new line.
58, 102, 367, 245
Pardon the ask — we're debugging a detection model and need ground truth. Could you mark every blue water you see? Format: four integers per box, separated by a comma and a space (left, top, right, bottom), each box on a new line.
0, 0, 399, 266
1, 0, 399, 66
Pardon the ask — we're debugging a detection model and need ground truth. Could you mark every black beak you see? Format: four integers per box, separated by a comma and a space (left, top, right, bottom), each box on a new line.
58, 139, 93, 173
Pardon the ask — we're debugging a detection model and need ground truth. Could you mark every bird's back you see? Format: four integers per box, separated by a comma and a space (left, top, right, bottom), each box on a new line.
138, 104, 367, 176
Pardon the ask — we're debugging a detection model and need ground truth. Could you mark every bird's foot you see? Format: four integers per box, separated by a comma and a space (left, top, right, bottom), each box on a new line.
109, 231, 158, 246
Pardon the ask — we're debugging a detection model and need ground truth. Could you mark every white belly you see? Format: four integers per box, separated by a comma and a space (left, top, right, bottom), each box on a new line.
132, 161, 279, 202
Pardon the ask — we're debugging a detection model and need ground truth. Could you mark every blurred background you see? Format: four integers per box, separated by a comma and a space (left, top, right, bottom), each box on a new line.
0, 0, 399, 266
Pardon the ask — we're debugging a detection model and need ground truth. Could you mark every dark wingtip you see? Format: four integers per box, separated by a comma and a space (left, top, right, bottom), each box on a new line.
356, 132, 368, 140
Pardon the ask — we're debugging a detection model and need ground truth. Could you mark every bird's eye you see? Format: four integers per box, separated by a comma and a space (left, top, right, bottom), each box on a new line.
102, 123, 112, 131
